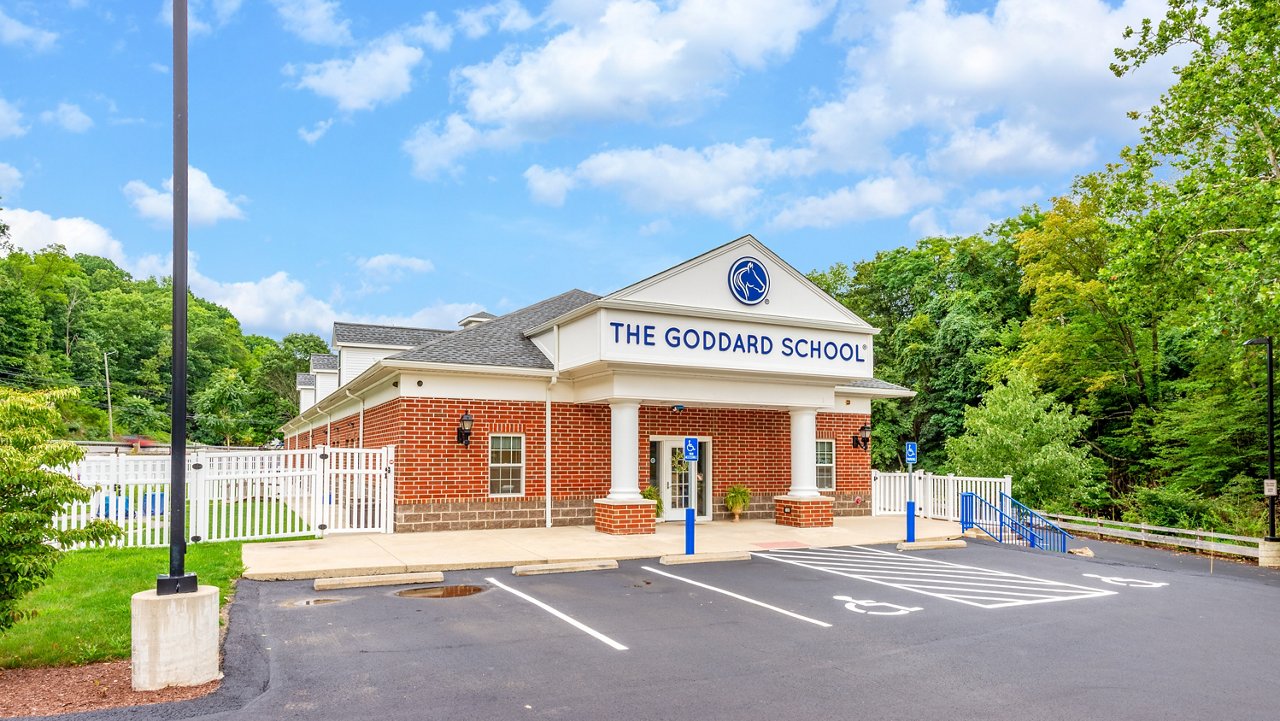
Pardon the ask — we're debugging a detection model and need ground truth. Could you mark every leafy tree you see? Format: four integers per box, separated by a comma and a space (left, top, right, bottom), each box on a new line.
0, 387, 118, 632
945, 370, 1107, 511
193, 368, 250, 446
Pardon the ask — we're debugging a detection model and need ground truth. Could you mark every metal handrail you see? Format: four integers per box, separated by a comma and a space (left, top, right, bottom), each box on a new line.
960, 492, 1004, 543
1000, 493, 1072, 553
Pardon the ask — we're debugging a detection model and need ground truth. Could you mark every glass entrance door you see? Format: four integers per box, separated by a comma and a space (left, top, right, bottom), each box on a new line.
650, 438, 710, 522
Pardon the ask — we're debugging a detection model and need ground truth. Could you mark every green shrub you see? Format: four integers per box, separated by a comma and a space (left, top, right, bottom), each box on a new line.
641, 485, 663, 518
1, 387, 120, 633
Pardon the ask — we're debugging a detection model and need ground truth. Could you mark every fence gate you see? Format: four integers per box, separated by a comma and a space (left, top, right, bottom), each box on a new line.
315, 445, 395, 534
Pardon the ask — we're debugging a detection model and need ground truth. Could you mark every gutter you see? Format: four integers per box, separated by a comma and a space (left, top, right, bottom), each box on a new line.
545, 324, 559, 528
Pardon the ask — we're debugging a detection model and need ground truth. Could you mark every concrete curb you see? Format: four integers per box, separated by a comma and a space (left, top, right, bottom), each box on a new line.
512, 559, 619, 576
896, 539, 967, 551
658, 551, 753, 565
313, 571, 444, 591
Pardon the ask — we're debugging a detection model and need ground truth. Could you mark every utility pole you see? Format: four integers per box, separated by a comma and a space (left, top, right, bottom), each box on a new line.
103, 350, 116, 440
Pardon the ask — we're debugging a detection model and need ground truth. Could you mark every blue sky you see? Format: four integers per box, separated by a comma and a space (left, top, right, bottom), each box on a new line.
0, 0, 1178, 338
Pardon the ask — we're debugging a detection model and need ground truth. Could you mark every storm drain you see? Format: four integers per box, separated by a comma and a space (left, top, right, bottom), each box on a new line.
396, 585, 486, 598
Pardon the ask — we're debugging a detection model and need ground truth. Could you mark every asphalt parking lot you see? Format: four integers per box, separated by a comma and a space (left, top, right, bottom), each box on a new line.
57, 539, 1280, 721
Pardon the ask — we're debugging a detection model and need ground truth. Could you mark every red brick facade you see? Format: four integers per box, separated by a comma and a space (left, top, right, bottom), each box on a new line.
773, 495, 836, 528
286, 396, 872, 532
593, 500, 658, 535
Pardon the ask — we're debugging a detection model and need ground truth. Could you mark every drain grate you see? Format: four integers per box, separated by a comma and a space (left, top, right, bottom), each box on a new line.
396, 584, 486, 598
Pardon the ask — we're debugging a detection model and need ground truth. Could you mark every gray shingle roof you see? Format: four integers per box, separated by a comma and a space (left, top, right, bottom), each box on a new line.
296, 373, 316, 388
461, 311, 496, 322
310, 353, 339, 371
389, 289, 600, 369
842, 378, 912, 393
333, 322, 452, 348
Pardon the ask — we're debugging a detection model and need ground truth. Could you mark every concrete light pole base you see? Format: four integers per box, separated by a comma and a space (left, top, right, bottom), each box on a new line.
131, 585, 221, 691
1259, 540, 1280, 569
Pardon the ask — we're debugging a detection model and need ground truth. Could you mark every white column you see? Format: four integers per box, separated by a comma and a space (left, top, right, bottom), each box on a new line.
788, 408, 819, 498
607, 400, 642, 500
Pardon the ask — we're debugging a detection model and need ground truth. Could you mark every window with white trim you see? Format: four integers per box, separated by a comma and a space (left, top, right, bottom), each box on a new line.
816, 439, 835, 491
489, 434, 525, 495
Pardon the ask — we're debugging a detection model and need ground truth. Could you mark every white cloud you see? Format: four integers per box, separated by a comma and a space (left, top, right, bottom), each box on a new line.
150, 62, 170, 74
0, 97, 27, 139
290, 37, 424, 112
123, 166, 247, 226
0, 208, 128, 263
271, 0, 352, 46
412, 0, 831, 172
40, 102, 94, 133
356, 253, 434, 277
353, 302, 484, 332
0, 162, 21, 194
455, 0, 535, 39
298, 118, 333, 144
403, 114, 485, 179
526, 139, 807, 219
190, 263, 338, 335
771, 170, 944, 229
0, 8, 58, 52
404, 11, 452, 52
927, 120, 1094, 176
638, 218, 671, 236
523, 165, 575, 206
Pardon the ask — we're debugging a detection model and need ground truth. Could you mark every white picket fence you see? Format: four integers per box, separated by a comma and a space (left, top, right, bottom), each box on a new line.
871, 470, 1012, 521
53, 445, 395, 548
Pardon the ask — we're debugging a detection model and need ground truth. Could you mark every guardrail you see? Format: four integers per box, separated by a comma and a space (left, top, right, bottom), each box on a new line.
1037, 512, 1261, 559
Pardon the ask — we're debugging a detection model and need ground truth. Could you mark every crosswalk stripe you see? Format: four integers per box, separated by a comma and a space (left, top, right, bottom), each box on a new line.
754, 546, 1115, 609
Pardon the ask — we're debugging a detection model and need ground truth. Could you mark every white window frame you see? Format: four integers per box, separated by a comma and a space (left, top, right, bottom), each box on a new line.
488, 433, 525, 497
816, 439, 835, 491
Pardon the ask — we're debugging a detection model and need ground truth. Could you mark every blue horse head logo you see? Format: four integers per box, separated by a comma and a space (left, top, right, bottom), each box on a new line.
728, 256, 769, 305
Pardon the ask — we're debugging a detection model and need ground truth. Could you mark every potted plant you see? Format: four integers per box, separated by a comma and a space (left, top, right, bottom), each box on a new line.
724, 484, 751, 522
641, 484, 664, 519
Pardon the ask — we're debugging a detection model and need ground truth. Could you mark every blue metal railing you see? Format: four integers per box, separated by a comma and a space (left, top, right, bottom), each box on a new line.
1000, 493, 1072, 553
959, 492, 1073, 553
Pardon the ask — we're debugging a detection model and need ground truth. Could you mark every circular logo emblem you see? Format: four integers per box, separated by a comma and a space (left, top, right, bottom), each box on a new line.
728, 256, 769, 305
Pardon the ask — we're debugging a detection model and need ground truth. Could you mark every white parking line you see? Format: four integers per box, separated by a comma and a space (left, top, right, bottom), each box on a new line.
485, 577, 628, 651
753, 546, 1116, 610
641, 565, 832, 627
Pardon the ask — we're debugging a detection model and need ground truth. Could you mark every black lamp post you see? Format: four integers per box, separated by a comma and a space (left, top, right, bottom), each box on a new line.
157, 0, 197, 595
1245, 336, 1276, 542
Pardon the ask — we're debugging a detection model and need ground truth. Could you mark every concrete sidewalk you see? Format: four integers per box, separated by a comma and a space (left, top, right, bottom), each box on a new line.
242, 515, 962, 580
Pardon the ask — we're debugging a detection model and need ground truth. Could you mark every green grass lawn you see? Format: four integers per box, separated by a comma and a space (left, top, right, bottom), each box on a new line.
0, 542, 245, 669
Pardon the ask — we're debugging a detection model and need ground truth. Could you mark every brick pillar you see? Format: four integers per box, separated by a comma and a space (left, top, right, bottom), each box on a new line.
594, 498, 657, 535
774, 495, 834, 528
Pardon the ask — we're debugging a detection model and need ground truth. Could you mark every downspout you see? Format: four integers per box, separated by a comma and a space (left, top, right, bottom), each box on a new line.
345, 389, 365, 447
545, 324, 559, 528
323, 410, 332, 450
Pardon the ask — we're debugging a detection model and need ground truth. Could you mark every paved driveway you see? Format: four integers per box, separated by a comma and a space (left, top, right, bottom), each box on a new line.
57, 539, 1280, 721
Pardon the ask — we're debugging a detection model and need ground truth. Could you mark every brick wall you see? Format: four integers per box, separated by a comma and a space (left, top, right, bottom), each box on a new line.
283, 397, 874, 528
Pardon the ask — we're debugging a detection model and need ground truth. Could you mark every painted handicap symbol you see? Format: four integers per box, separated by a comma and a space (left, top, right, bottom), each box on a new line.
833, 595, 922, 616
1082, 573, 1168, 588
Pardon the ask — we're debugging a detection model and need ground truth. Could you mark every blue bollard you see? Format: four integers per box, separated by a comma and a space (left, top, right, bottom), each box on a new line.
685, 507, 695, 555
906, 500, 916, 543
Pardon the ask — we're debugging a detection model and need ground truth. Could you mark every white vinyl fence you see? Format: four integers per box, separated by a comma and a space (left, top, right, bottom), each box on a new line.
53, 445, 395, 548
872, 470, 1012, 521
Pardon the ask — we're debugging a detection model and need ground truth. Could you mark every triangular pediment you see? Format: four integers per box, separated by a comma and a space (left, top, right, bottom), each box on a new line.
604, 235, 875, 330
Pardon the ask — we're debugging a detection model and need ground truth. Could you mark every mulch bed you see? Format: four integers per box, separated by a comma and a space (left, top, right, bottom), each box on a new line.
0, 661, 219, 718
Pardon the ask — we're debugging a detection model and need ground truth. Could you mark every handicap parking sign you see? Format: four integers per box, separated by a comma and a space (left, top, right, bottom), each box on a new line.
683, 437, 699, 461
904, 442, 917, 464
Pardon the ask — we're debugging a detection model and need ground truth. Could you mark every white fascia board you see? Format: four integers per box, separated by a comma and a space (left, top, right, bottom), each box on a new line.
380, 358, 555, 379
313, 367, 338, 374
524, 298, 881, 338
834, 384, 917, 399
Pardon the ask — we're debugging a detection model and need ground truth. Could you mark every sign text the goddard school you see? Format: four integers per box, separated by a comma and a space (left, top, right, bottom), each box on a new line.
608, 322, 865, 363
